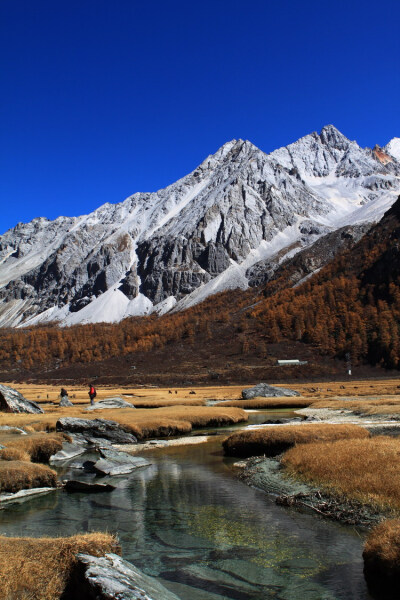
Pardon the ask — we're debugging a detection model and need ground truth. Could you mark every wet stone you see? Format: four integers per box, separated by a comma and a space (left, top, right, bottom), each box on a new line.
93, 448, 151, 476
49, 443, 86, 463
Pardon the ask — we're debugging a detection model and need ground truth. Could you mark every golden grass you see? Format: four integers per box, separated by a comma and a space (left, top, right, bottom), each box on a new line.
95, 405, 248, 440
222, 423, 369, 457
0, 461, 57, 493
0, 532, 120, 600
282, 437, 400, 511
0, 404, 247, 441
312, 397, 400, 416
363, 519, 400, 580
0, 447, 31, 462
5, 433, 65, 463
129, 398, 205, 408
215, 398, 313, 409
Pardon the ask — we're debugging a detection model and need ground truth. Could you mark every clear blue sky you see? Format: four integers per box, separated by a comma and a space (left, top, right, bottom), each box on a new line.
1, 0, 399, 234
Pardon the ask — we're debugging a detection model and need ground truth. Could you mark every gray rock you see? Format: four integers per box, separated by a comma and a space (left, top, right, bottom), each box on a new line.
49, 442, 87, 463
59, 396, 73, 407
0, 487, 56, 505
0, 383, 43, 414
93, 448, 150, 476
56, 417, 137, 444
64, 480, 116, 493
64, 553, 181, 600
0, 425, 27, 435
242, 383, 300, 399
85, 397, 136, 411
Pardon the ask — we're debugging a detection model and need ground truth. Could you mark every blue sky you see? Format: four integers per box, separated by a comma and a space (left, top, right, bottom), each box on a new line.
1, 0, 399, 234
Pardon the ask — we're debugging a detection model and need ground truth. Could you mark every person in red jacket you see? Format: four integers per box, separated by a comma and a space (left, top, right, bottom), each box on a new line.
88, 384, 97, 405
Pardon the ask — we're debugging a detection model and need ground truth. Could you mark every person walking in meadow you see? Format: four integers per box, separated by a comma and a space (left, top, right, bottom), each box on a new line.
88, 384, 97, 405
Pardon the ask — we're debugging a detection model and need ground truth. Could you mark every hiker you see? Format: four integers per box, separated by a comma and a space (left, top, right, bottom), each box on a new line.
88, 384, 97, 405
60, 388, 68, 399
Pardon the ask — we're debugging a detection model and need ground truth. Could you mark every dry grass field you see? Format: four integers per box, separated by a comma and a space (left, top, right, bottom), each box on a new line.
0, 460, 57, 493
0, 433, 66, 463
0, 403, 248, 440
222, 423, 369, 457
282, 437, 400, 511
215, 398, 314, 409
311, 397, 400, 417
0, 533, 119, 600
363, 519, 400, 578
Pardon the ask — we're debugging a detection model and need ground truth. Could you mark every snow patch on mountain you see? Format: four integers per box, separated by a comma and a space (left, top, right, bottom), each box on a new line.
385, 138, 400, 162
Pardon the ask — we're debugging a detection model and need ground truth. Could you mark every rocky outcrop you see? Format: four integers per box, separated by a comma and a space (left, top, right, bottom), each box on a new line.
242, 383, 300, 399
56, 417, 137, 444
85, 397, 136, 411
0, 384, 43, 414
63, 553, 181, 600
247, 223, 371, 287
93, 448, 150, 476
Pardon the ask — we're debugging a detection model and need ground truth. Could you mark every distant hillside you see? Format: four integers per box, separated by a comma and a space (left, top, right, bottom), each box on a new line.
0, 197, 400, 384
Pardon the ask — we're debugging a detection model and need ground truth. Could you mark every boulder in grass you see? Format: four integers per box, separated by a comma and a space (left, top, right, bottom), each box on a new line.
242, 383, 300, 399
85, 397, 136, 411
59, 396, 73, 407
0, 384, 44, 414
56, 417, 137, 444
64, 553, 181, 600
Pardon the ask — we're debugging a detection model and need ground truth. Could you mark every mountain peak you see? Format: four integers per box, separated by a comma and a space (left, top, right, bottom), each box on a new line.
385, 138, 400, 162
319, 125, 350, 150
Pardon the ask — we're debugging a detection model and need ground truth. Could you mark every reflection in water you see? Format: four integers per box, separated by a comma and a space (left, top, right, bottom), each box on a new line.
0, 429, 372, 599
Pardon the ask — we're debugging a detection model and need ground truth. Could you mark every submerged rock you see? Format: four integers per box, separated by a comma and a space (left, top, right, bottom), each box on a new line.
85, 397, 136, 411
0, 384, 44, 414
63, 552, 181, 600
93, 448, 151, 476
242, 383, 300, 399
56, 417, 137, 444
64, 480, 116, 493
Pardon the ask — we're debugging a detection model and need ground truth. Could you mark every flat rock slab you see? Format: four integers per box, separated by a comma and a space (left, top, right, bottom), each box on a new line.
85, 397, 136, 411
49, 443, 86, 463
57, 417, 137, 444
242, 383, 300, 399
0, 383, 44, 414
93, 448, 151, 476
0, 487, 56, 504
65, 553, 181, 600
64, 480, 116, 493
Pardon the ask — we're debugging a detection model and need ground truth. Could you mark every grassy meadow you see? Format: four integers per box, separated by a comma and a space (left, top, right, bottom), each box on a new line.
0, 533, 119, 599
282, 437, 400, 512
222, 423, 370, 457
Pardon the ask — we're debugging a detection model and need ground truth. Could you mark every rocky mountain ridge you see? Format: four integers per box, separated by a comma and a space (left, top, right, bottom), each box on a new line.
0, 125, 399, 327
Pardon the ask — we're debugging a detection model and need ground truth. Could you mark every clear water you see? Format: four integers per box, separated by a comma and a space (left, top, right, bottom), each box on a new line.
0, 412, 373, 600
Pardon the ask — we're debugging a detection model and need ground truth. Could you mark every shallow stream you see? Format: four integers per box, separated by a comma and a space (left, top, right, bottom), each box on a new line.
0, 411, 373, 600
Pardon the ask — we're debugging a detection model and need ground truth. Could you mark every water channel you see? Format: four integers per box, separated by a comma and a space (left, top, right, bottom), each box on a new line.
0, 411, 373, 600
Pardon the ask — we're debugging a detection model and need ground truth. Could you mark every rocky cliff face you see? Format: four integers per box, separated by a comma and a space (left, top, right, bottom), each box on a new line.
1, 125, 400, 327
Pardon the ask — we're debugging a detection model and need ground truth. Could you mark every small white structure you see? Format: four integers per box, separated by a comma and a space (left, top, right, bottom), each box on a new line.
276, 359, 308, 366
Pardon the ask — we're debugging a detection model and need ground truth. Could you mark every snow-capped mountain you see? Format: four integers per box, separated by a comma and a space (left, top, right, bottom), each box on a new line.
0, 125, 399, 328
